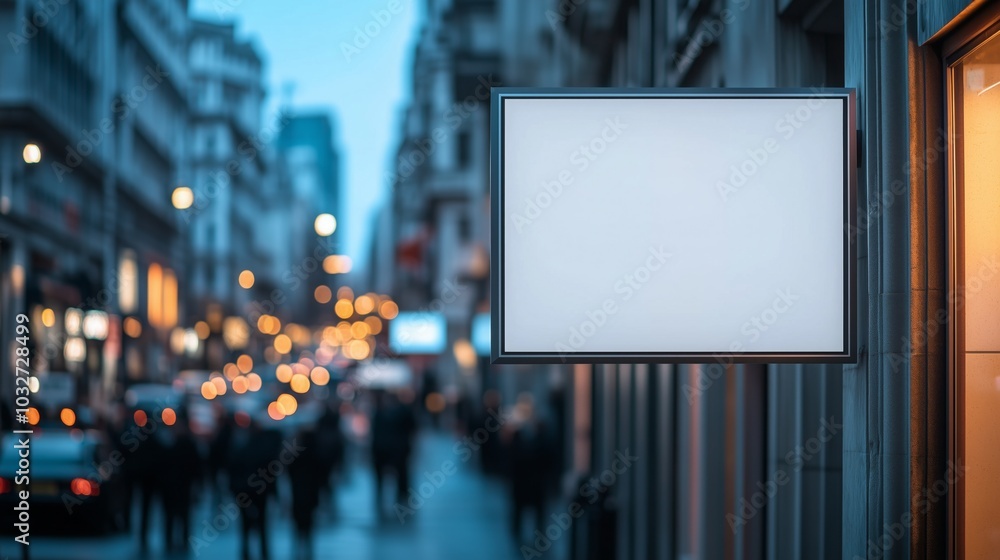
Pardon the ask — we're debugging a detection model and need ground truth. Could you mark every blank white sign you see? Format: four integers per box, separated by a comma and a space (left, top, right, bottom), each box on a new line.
492, 90, 855, 363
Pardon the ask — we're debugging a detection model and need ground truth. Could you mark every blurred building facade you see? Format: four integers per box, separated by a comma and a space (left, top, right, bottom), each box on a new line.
0, 1, 335, 405
0, 0, 193, 403
275, 112, 343, 323
381, 0, 497, 389
383, 0, 1000, 559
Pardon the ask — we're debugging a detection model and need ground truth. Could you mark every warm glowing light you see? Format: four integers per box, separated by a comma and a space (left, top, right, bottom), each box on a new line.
170, 327, 186, 355
257, 314, 281, 335
41, 308, 55, 327
22, 143, 41, 164
274, 334, 292, 354
119, 251, 138, 313
276, 393, 298, 415
201, 381, 218, 400
65, 308, 83, 336
238, 270, 255, 289
161, 408, 177, 426
425, 393, 446, 414
276, 364, 293, 383
316, 344, 335, 364
323, 255, 353, 274
232, 376, 249, 394
64, 337, 86, 362
134, 410, 148, 427
26, 407, 40, 426
148, 264, 163, 328
310, 366, 331, 386
267, 402, 285, 421
314, 285, 332, 304
184, 329, 200, 354
163, 268, 178, 328
211, 376, 227, 396
290, 373, 310, 394
223, 363, 240, 380
337, 286, 354, 300
83, 310, 110, 340
123, 317, 143, 338
70, 478, 98, 496
171, 186, 194, 210
335, 299, 354, 319
364, 316, 383, 335
236, 354, 253, 374
348, 339, 370, 361
314, 213, 337, 236
354, 295, 375, 315
223, 316, 250, 349
336, 322, 353, 342
351, 321, 370, 339
453, 339, 477, 370
378, 300, 399, 320
60, 408, 76, 426
194, 321, 211, 339
247, 373, 262, 392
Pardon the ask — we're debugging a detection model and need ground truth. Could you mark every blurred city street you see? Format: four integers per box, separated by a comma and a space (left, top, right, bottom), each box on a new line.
2, 0, 998, 558
5, 432, 534, 560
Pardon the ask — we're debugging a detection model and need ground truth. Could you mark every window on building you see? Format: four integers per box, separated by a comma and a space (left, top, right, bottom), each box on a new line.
949, 26, 1000, 560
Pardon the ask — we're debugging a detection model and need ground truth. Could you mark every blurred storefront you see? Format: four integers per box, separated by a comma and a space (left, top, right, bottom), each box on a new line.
375, 0, 1000, 558
542, 1, 1000, 559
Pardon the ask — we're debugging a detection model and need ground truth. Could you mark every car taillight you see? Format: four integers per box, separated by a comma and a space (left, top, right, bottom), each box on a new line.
70, 478, 99, 497
0, 478, 10, 494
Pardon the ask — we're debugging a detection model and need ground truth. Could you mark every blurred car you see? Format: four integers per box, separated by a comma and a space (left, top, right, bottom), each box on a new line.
0, 429, 127, 532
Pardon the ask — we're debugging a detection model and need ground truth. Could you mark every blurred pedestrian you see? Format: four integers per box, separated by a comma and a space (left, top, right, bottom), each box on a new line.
371, 390, 417, 519
508, 413, 552, 541
130, 409, 167, 551
163, 409, 201, 553
288, 428, 322, 559
315, 399, 344, 516
478, 390, 504, 476
208, 402, 233, 504
228, 413, 280, 560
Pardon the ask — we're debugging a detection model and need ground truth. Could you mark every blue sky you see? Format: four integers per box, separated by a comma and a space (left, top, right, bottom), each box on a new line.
191, 0, 423, 269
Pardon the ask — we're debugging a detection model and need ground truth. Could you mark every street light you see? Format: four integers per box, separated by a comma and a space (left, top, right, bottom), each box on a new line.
171, 186, 194, 210
22, 143, 41, 164
314, 213, 337, 236
238, 269, 255, 289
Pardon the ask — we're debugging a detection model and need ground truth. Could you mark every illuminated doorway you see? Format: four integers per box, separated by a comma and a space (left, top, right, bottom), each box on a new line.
949, 25, 1000, 559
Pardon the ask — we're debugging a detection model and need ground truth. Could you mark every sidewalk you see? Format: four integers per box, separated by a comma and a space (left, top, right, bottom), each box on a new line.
16, 431, 543, 560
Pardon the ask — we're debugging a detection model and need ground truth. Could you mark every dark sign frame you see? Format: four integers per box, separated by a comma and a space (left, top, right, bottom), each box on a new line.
491, 88, 857, 365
